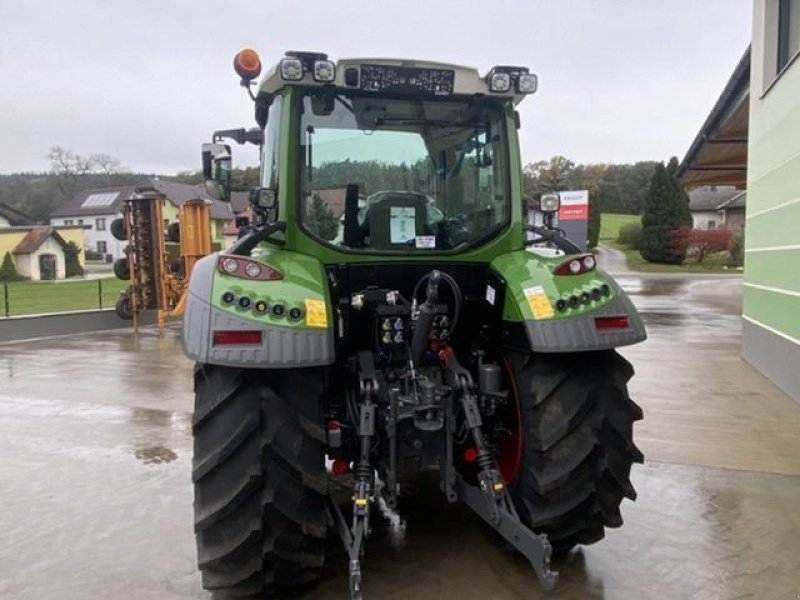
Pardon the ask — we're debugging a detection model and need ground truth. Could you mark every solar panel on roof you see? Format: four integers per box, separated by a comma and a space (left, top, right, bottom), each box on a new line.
81, 192, 120, 208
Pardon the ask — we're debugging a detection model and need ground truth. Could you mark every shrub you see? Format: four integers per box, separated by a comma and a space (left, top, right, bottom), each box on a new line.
670, 228, 734, 263
64, 241, 85, 277
727, 233, 744, 268
617, 222, 642, 249
0, 251, 24, 282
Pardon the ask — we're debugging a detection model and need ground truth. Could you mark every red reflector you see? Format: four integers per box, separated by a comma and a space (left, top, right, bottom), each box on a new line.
463, 447, 478, 464
327, 420, 341, 431
212, 331, 263, 345
594, 317, 629, 330
332, 460, 350, 476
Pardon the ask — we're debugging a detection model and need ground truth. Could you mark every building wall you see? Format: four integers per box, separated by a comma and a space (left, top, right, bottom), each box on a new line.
56, 226, 88, 267
50, 213, 126, 260
0, 231, 27, 275
0, 215, 9, 228
14, 254, 32, 278
27, 236, 66, 281
722, 208, 746, 231
691, 210, 721, 230
744, 0, 800, 403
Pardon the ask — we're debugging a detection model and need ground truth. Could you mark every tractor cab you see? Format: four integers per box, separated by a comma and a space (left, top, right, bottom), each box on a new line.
203, 50, 538, 257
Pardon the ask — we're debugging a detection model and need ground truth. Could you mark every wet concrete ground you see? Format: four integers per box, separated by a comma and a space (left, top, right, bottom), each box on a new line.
1, 269, 800, 599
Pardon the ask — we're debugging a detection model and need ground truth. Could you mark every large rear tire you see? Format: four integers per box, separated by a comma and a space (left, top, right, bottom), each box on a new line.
192, 365, 328, 596
507, 350, 643, 555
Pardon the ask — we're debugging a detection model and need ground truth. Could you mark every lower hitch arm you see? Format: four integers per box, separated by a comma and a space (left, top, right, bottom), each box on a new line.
330, 358, 378, 600
447, 362, 559, 591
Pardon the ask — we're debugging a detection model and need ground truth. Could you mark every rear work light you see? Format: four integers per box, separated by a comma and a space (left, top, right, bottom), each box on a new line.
217, 256, 283, 281
212, 331, 263, 346
594, 317, 630, 331
554, 254, 597, 276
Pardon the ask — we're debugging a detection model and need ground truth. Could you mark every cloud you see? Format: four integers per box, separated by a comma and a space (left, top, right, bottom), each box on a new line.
0, 0, 751, 173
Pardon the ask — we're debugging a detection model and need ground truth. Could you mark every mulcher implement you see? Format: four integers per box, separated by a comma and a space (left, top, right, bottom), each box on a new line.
182, 49, 646, 599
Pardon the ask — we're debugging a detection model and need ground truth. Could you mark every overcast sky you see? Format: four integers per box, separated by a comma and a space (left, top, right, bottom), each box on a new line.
0, 0, 751, 175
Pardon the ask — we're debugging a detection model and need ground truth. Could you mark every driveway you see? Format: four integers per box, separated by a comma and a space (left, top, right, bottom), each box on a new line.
0, 272, 798, 599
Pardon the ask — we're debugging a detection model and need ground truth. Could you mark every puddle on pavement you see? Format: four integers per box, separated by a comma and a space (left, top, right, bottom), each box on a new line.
134, 445, 178, 464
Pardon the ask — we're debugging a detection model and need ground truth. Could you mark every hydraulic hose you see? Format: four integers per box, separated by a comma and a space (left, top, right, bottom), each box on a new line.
409, 270, 440, 367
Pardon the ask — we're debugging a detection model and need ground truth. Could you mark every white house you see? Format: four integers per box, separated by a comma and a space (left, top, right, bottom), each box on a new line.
49, 186, 136, 260
688, 186, 740, 230
13, 228, 69, 280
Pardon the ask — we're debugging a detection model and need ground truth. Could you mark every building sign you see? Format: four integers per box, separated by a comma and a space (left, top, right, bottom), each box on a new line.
557, 190, 589, 251
559, 190, 589, 221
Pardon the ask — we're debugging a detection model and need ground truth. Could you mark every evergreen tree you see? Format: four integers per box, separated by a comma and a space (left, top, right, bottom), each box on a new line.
305, 194, 339, 241
0, 251, 23, 282
64, 241, 84, 277
639, 157, 693, 264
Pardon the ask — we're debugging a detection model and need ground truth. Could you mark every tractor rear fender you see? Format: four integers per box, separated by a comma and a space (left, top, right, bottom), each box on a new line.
491, 250, 646, 353
182, 251, 335, 368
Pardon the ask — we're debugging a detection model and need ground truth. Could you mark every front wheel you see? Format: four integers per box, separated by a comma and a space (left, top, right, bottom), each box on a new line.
192, 365, 328, 596
505, 350, 644, 555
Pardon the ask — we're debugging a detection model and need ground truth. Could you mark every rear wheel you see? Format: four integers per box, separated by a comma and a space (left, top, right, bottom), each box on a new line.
192, 365, 328, 596
506, 350, 643, 555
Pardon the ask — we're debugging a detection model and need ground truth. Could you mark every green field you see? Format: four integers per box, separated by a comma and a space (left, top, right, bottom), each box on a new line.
0, 278, 127, 317
599, 213, 640, 242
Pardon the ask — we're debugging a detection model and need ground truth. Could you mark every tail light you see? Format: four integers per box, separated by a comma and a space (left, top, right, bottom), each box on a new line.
212, 331, 263, 346
594, 317, 629, 330
554, 254, 596, 276
218, 256, 283, 281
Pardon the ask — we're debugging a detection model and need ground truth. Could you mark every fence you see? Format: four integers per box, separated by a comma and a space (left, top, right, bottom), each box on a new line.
1, 278, 128, 318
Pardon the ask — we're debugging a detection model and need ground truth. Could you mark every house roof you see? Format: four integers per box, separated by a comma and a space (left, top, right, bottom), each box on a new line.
146, 178, 234, 221
12, 227, 68, 254
230, 191, 250, 214
678, 47, 750, 188
50, 186, 137, 218
0, 202, 36, 226
688, 187, 741, 211
51, 179, 235, 222
718, 190, 746, 210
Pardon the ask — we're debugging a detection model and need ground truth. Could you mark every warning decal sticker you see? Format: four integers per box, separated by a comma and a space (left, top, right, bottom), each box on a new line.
304, 299, 328, 328
523, 286, 555, 320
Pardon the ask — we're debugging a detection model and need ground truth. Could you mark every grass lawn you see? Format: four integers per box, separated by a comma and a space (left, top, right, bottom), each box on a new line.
599, 213, 640, 242
0, 277, 128, 317
618, 246, 741, 274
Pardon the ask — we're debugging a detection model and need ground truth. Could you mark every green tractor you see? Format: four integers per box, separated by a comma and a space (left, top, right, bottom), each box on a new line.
184, 49, 646, 599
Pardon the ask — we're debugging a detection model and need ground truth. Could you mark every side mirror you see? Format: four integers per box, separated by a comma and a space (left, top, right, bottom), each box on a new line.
202, 143, 232, 202
540, 193, 561, 213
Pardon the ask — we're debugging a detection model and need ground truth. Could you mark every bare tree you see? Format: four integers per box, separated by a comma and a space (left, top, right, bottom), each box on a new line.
91, 153, 127, 183
47, 146, 83, 203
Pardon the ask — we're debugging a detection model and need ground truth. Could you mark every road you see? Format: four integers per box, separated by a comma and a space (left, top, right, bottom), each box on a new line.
1, 270, 799, 600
